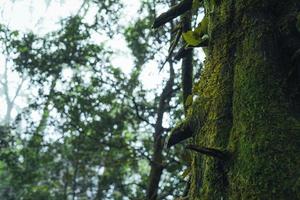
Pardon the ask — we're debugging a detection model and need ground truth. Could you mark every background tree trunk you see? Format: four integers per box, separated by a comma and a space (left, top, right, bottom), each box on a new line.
146, 62, 175, 200
188, 1, 300, 199
181, 9, 193, 114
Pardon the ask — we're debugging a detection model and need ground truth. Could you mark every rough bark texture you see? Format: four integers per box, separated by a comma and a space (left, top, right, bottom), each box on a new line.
187, 0, 300, 199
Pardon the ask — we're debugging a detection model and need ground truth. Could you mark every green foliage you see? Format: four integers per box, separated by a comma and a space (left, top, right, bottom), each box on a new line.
0, 13, 145, 199
125, 17, 153, 66
0, 0, 189, 199
11, 16, 102, 80
185, 94, 193, 107
182, 16, 208, 46
192, 0, 203, 10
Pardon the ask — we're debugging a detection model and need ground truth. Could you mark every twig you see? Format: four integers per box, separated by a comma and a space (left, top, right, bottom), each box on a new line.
152, 0, 193, 29
132, 97, 155, 127
186, 145, 227, 160
159, 27, 182, 71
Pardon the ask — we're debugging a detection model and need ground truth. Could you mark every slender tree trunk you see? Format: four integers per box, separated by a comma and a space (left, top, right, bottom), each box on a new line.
181, 10, 193, 114
146, 62, 175, 200
29, 77, 57, 147
187, 1, 300, 199
23, 77, 57, 187
3, 57, 13, 125
146, 1, 177, 198
2, 32, 25, 125
180, 9, 193, 198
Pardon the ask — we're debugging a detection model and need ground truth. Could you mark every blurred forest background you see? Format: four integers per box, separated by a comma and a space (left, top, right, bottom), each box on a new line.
0, 0, 204, 199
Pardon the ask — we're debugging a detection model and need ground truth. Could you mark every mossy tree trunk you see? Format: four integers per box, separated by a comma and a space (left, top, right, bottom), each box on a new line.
187, 0, 300, 199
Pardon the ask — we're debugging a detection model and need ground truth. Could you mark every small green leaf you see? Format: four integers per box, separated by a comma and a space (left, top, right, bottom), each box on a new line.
194, 17, 208, 36
11, 30, 19, 37
185, 94, 193, 107
182, 16, 208, 46
183, 31, 201, 46
19, 46, 28, 53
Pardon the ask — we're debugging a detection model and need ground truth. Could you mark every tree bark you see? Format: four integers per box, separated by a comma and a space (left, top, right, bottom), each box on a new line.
187, 1, 300, 199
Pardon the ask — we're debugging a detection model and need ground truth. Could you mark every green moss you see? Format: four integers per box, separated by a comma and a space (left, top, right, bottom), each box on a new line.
186, 0, 300, 199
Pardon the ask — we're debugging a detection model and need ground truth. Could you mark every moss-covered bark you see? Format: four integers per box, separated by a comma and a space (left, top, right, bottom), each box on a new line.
187, 0, 300, 199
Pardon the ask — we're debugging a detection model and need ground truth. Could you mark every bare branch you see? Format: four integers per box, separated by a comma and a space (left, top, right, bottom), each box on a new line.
186, 145, 228, 160
132, 97, 155, 127
152, 0, 193, 29
159, 27, 182, 71
11, 75, 26, 105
